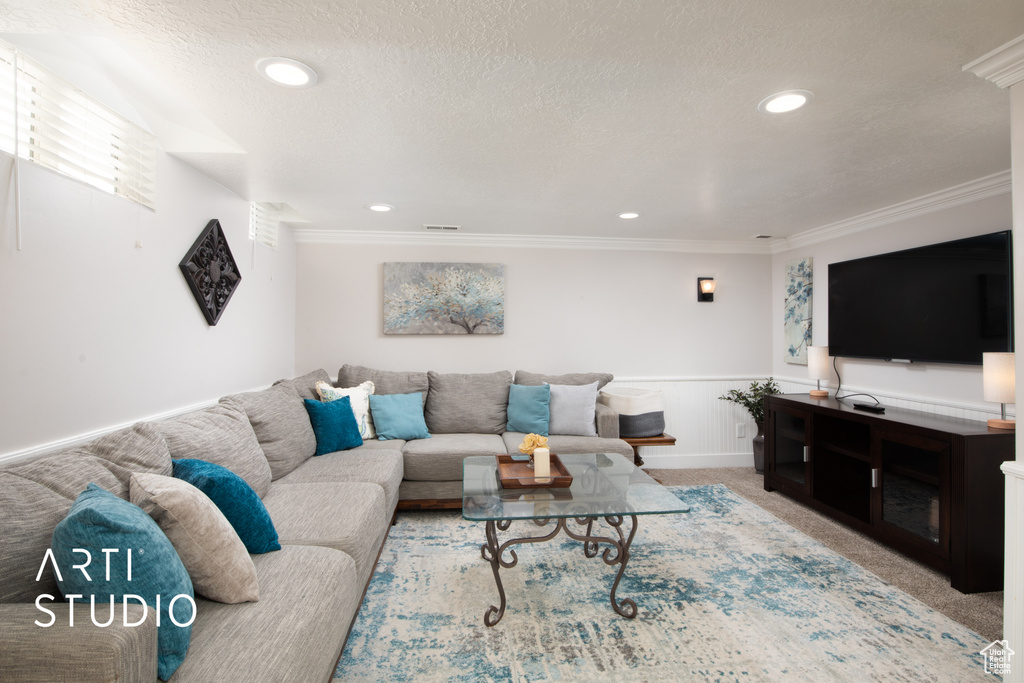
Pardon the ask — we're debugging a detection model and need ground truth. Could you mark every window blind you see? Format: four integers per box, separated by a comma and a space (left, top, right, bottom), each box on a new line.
0, 42, 157, 210
249, 202, 279, 249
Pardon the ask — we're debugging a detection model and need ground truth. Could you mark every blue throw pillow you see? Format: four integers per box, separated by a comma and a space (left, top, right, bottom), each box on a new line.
172, 459, 281, 554
303, 396, 363, 455
51, 483, 194, 681
368, 392, 431, 440
506, 383, 551, 435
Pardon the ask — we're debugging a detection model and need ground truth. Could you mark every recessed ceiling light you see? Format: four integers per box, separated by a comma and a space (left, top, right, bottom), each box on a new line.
757, 89, 814, 114
256, 57, 318, 88
617, 212, 640, 219
368, 204, 394, 212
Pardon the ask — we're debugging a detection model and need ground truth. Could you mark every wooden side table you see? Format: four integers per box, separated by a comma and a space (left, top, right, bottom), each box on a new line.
621, 433, 676, 467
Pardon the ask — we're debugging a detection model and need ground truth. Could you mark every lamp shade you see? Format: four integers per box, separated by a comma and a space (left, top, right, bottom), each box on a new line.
983, 352, 1015, 404
807, 346, 830, 381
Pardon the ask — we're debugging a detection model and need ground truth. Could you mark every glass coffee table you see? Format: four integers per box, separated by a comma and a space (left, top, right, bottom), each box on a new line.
462, 452, 690, 626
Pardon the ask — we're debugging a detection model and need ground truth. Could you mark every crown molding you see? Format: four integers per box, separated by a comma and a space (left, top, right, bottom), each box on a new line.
771, 170, 1012, 253
963, 34, 1024, 88
291, 229, 776, 254
293, 171, 1010, 255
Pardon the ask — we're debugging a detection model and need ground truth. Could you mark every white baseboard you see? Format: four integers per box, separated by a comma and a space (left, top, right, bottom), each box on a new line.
0, 385, 271, 466
641, 452, 754, 469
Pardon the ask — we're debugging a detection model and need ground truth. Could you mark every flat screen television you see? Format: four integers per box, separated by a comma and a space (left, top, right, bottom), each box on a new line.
827, 231, 1013, 365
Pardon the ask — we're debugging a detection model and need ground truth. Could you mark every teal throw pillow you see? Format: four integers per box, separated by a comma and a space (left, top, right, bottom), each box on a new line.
368, 392, 431, 440
51, 483, 194, 681
506, 383, 551, 435
303, 396, 363, 455
172, 459, 281, 554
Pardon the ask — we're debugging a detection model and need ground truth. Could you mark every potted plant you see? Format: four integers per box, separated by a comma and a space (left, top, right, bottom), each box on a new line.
719, 378, 780, 473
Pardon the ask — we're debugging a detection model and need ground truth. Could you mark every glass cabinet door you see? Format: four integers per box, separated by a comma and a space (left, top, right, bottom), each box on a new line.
771, 408, 810, 492
874, 430, 948, 554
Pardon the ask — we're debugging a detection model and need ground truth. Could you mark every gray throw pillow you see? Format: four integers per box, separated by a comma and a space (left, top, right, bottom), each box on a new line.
130, 472, 259, 604
547, 381, 599, 436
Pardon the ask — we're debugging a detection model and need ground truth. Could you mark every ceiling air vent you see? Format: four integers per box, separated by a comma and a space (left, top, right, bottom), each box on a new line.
423, 224, 460, 232
754, 234, 773, 239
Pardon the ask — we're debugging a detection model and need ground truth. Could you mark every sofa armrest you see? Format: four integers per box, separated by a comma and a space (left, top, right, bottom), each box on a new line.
0, 602, 157, 682
595, 402, 620, 439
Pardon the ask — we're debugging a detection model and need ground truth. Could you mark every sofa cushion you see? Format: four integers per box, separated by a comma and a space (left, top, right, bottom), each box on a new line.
316, 379, 376, 439
0, 602, 157, 682
425, 370, 512, 434
172, 546, 359, 683
155, 401, 272, 498
52, 483, 194, 681
506, 383, 551, 435
369, 393, 431, 440
338, 364, 428, 404
281, 448, 404, 513
501, 432, 635, 459
547, 381, 599, 436
303, 397, 363, 455
513, 370, 614, 390
403, 434, 507, 481
130, 472, 259, 604
261, 482, 388, 586
0, 423, 172, 603
272, 368, 332, 401
222, 387, 315, 480
172, 459, 281, 554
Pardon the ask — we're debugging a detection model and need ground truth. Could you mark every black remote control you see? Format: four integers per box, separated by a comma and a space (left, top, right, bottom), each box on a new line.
853, 402, 885, 413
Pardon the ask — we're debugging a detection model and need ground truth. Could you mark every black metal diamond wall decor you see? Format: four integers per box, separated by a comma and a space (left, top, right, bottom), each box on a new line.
179, 219, 242, 326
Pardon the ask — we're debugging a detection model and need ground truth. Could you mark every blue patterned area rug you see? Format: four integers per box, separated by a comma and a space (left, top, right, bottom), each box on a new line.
335, 485, 993, 682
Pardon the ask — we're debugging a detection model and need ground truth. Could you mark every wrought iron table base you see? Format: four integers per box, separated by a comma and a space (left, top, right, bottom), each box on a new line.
480, 514, 639, 626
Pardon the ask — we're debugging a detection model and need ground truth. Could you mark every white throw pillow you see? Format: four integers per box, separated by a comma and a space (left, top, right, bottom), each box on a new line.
546, 381, 599, 436
316, 380, 376, 439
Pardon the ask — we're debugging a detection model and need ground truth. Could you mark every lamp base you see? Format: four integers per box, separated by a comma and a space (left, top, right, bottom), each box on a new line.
809, 389, 829, 399
987, 418, 1015, 430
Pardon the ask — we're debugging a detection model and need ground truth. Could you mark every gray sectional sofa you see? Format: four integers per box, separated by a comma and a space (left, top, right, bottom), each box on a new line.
0, 366, 629, 681
334, 365, 634, 508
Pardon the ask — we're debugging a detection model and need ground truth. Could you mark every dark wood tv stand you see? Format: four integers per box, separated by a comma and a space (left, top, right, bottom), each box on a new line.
764, 394, 1014, 593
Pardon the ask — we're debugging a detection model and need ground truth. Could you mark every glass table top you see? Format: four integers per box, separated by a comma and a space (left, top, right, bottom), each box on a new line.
462, 452, 691, 521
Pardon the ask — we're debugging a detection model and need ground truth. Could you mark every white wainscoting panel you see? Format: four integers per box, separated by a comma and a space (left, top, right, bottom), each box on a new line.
609, 376, 1012, 469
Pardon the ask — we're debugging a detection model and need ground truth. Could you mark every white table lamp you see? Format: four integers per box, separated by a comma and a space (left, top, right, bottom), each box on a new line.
808, 346, 830, 399
983, 352, 1015, 430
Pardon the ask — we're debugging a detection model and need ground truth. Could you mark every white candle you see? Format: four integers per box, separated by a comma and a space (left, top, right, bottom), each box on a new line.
534, 447, 550, 483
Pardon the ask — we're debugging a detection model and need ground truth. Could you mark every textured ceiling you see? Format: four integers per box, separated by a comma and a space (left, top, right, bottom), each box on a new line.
1, 0, 1022, 242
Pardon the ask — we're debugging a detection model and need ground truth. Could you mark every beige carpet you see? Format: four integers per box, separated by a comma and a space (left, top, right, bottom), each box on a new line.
646, 466, 1003, 642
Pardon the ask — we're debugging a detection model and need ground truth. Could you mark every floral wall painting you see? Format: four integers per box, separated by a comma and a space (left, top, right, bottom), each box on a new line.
384, 262, 505, 335
784, 257, 813, 364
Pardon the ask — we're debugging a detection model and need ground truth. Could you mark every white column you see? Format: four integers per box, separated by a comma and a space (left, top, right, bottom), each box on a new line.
966, 35, 1024, 682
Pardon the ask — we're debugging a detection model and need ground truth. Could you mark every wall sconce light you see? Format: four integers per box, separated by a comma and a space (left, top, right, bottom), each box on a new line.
983, 352, 1015, 430
807, 346, 830, 398
697, 277, 716, 302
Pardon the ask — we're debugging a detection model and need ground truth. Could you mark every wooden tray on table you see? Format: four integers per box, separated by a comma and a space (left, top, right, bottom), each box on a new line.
495, 453, 573, 489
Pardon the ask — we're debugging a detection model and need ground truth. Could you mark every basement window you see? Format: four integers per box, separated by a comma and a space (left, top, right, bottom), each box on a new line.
0, 41, 157, 210
249, 202, 279, 249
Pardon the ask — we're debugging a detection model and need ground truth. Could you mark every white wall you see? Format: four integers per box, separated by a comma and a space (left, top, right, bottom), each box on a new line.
0, 152, 297, 458
295, 242, 774, 466
771, 193, 1013, 414
296, 244, 772, 378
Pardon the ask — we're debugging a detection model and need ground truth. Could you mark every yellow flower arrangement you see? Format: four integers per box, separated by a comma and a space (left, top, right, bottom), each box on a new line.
518, 433, 549, 455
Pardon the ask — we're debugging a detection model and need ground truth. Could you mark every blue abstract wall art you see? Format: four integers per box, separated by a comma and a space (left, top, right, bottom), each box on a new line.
784, 257, 812, 364
384, 262, 505, 335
